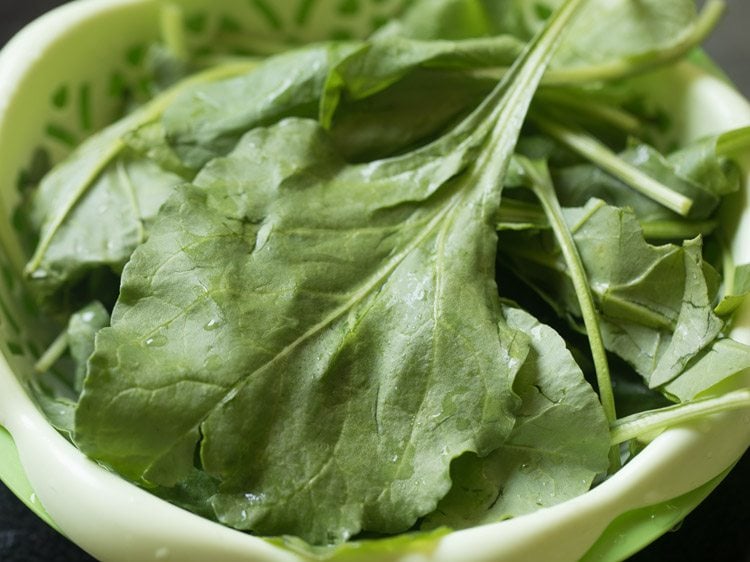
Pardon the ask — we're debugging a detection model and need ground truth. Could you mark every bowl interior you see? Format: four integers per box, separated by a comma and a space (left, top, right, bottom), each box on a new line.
0, 2, 748, 562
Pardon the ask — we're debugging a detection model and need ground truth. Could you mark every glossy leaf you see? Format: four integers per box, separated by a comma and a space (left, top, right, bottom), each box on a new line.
422, 306, 609, 529
500, 200, 724, 388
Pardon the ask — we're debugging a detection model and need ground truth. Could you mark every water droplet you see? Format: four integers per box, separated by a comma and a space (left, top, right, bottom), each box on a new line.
154, 547, 170, 559
204, 318, 221, 331
144, 334, 167, 347
255, 221, 273, 251
244, 492, 266, 505
30, 269, 48, 280
29, 493, 37, 503
390, 454, 399, 463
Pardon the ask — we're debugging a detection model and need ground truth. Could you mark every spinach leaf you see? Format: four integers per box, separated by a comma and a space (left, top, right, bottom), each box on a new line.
319, 34, 523, 126
662, 338, 750, 401
74, 0, 588, 544
422, 305, 609, 530
329, 70, 491, 161
67, 301, 110, 392
374, 0, 493, 40
387, 0, 722, 84
500, 200, 724, 388
162, 44, 357, 169
24, 62, 256, 309
715, 263, 750, 317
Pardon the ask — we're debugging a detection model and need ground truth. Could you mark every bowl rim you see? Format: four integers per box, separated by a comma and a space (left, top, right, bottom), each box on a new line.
0, 2, 749, 562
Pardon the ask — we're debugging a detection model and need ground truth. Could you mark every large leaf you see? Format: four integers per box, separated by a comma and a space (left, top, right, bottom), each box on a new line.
500, 200, 724, 388
387, 0, 717, 83
75, 1, 587, 543
422, 305, 609, 530
76, 119, 522, 543
163, 36, 522, 168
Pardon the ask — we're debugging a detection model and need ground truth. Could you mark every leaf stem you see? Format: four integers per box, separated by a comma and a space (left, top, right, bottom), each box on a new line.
160, 3, 189, 61
611, 389, 750, 445
533, 115, 694, 216
496, 199, 548, 229
516, 157, 619, 470
640, 219, 716, 240
534, 89, 644, 136
34, 331, 69, 374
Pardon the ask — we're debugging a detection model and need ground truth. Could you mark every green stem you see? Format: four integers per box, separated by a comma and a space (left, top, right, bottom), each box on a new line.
160, 3, 189, 61
517, 157, 619, 470
534, 115, 694, 216
34, 331, 69, 374
640, 219, 716, 240
717, 125, 750, 156
534, 89, 644, 136
497, 199, 548, 229
611, 389, 750, 445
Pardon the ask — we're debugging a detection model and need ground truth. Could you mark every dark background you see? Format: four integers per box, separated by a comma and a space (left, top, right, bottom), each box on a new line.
1, 1, 748, 561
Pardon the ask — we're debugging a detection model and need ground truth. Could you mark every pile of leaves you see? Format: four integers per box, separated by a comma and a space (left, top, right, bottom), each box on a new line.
20, 0, 750, 552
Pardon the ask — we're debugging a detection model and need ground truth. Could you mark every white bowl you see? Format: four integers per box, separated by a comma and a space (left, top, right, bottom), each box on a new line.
0, 2, 748, 561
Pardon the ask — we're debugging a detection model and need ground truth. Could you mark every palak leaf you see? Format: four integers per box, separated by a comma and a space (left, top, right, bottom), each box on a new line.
67, 301, 110, 392
388, 0, 722, 85
661, 337, 750, 402
161, 44, 357, 170
715, 263, 750, 317
500, 200, 724, 388
24, 62, 255, 309
74, 0, 588, 543
319, 34, 523, 126
422, 305, 609, 530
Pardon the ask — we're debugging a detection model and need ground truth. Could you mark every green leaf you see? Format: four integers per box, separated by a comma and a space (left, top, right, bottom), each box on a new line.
662, 338, 750, 402
319, 35, 523, 127
77, 119, 524, 543
25, 62, 256, 310
75, 0, 588, 543
715, 263, 750, 317
162, 44, 358, 169
391, 0, 722, 84
500, 200, 724, 388
329, 70, 491, 161
67, 301, 110, 392
375, 0, 493, 40
422, 305, 609, 530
